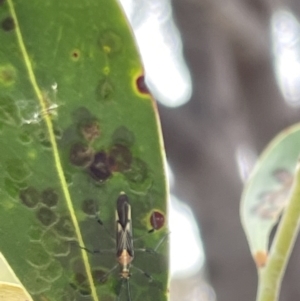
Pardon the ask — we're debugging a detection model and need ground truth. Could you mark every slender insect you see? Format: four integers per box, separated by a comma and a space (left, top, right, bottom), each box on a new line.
81, 192, 166, 301
115, 192, 134, 280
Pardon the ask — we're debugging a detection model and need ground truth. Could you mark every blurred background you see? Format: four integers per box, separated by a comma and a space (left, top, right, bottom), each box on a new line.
120, 0, 300, 300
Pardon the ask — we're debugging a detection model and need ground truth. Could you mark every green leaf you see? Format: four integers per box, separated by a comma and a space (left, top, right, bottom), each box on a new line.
240, 124, 300, 267
0, 1, 168, 301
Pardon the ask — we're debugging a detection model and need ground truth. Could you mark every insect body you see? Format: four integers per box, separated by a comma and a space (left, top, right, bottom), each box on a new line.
81, 192, 164, 300
115, 192, 134, 279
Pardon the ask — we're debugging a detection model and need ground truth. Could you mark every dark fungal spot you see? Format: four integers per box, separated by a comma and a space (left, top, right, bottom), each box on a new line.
136, 75, 149, 94
28, 226, 43, 242
81, 199, 99, 215
54, 216, 74, 239
2, 16, 15, 31
6, 158, 31, 182
64, 171, 73, 185
54, 127, 63, 139
40, 140, 51, 149
112, 126, 135, 147
99, 30, 122, 54
0, 65, 16, 85
70, 142, 94, 167
89, 151, 111, 182
20, 187, 40, 208
0, 96, 19, 126
58, 290, 76, 301
37, 207, 57, 227
36, 130, 46, 141
41, 188, 59, 207
72, 107, 91, 123
36, 130, 51, 148
124, 158, 148, 183
18, 131, 32, 144
71, 273, 91, 296
71, 257, 85, 270
79, 119, 100, 142
79, 286, 91, 296
71, 49, 80, 61
108, 144, 132, 172
96, 78, 114, 101
41, 230, 70, 256
4, 177, 19, 199
0, 0, 5, 6
273, 168, 293, 185
150, 211, 165, 230
92, 269, 107, 285
25, 242, 51, 268
41, 259, 63, 282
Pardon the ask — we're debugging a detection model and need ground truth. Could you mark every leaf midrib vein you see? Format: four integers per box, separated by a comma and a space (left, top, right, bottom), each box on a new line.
6, 1, 99, 300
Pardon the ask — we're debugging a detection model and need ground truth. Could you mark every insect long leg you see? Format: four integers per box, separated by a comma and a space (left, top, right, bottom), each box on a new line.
79, 245, 115, 254
88, 199, 115, 241
116, 279, 132, 301
130, 264, 153, 282
135, 231, 170, 254
133, 231, 154, 242
95, 214, 115, 241
99, 264, 119, 283
126, 278, 132, 301
77, 213, 115, 254
153, 231, 170, 252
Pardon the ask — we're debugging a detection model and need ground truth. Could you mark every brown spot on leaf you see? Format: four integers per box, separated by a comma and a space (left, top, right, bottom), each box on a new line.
20, 187, 40, 208
37, 207, 57, 227
251, 203, 280, 220
92, 269, 107, 285
108, 144, 132, 172
54, 216, 75, 239
112, 126, 135, 147
150, 211, 165, 230
96, 78, 114, 101
254, 251, 268, 268
252, 169, 293, 220
41, 188, 59, 207
136, 75, 149, 94
72, 107, 91, 123
81, 199, 99, 215
79, 119, 100, 142
273, 168, 293, 185
99, 30, 122, 54
89, 151, 111, 181
124, 158, 148, 183
0, 65, 16, 85
70, 143, 94, 167
71, 273, 91, 296
54, 127, 63, 139
71, 49, 80, 60
2, 16, 15, 31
